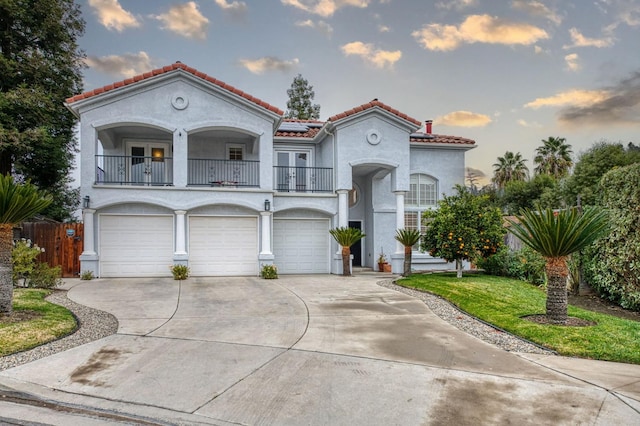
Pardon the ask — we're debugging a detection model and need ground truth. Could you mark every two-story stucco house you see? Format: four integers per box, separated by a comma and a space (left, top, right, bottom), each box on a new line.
66, 62, 476, 277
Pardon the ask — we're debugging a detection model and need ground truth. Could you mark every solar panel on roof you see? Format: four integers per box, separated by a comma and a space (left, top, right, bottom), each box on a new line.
278, 122, 310, 132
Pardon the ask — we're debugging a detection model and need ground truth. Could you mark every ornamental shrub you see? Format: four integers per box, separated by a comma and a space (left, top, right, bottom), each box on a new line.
12, 239, 60, 288
476, 246, 546, 286
582, 163, 640, 311
261, 264, 278, 279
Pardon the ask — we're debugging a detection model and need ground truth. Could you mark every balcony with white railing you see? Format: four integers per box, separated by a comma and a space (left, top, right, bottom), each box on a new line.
274, 166, 333, 193
96, 155, 173, 186
187, 158, 260, 187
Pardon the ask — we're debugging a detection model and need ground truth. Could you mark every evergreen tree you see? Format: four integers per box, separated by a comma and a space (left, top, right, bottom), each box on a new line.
285, 74, 320, 120
0, 0, 85, 221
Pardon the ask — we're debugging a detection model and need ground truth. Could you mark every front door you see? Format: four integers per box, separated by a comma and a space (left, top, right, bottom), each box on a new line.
349, 220, 362, 267
127, 142, 169, 185
276, 151, 310, 192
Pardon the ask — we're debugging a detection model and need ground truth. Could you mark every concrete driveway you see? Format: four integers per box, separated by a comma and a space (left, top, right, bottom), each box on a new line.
1, 275, 639, 425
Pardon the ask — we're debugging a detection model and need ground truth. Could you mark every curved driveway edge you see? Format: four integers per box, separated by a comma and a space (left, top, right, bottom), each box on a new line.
0, 275, 639, 425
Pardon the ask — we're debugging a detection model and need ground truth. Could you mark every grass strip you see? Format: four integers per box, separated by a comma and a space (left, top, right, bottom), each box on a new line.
398, 273, 640, 364
0, 289, 77, 356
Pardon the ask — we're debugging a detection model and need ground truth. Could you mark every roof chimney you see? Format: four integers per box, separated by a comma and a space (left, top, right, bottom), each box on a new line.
425, 120, 432, 134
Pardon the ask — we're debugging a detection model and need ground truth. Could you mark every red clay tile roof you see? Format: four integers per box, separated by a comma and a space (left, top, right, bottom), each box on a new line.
328, 99, 422, 127
410, 133, 476, 145
65, 62, 284, 115
275, 119, 324, 138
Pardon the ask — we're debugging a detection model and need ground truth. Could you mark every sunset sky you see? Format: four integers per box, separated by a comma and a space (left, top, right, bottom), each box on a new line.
76, 0, 640, 184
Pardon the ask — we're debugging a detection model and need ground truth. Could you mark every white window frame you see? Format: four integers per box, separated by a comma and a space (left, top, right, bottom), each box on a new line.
226, 143, 245, 161
405, 174, 438, 250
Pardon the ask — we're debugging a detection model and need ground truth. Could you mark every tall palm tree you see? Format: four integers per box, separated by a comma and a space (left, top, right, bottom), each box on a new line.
492, 151, 529, 189
507, 206, 608, 324
0, 175, 52, 314
395, 228, 421, 276
534, 137, 573, 179
329, 227, 365, 276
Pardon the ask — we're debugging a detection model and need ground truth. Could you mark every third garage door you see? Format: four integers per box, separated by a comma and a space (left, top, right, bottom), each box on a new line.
189, 216, 258, 276
273, 219, 330, 274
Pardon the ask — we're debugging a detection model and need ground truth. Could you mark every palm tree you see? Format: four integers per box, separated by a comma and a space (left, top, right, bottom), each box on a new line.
534, 137, 573, 179
0, 175, 52, 314
395, 228, 421, 276
329, 227, 365, 276
507, 206, 609, 324
492, 151, 529, 189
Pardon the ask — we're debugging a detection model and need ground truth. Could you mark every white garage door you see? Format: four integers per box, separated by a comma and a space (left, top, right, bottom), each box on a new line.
100, 215, 174, 277
273, 219, 330, 274
189, 216, 258, 276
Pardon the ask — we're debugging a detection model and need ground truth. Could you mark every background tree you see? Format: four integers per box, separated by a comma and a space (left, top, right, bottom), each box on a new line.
0, 0, 85, 221
422, 186, 504, 278
501, 174, 559, 214
582, 163, 640, 311
534, 137, 573, 179
329, 227, 365, 276
0, 175, 51, 314
564, 141, 640, 206
492, 151, 528, 190
395, 228, 421, 276
507, 206, 609, 324
285, 74, 320, 120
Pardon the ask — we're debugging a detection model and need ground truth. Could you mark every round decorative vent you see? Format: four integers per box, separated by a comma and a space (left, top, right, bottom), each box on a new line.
366, 129, 382, 145
171, 95, 189, 110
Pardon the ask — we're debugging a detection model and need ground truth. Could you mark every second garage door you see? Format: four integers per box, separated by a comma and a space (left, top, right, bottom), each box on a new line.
273, 218, 330, 274
189, 216, 258, 276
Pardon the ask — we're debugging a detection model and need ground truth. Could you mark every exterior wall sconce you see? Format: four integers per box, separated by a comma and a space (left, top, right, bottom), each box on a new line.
83, 195, 90, 209
264, 199, 271, 211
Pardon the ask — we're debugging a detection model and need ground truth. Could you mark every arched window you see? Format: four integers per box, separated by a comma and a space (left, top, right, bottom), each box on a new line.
405, 174, 438, 249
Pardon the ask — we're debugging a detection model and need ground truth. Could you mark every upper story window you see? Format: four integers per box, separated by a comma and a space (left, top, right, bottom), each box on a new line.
406, 174, 437, 207
405, 174, 438, 250
227, 144, 244, 161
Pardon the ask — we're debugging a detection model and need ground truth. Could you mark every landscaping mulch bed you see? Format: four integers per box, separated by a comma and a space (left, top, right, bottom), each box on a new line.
569, 293, 640, 323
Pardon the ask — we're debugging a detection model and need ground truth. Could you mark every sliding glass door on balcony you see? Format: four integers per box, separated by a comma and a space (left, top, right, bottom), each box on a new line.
274, 151, 333, 193
276, 151, 310, 192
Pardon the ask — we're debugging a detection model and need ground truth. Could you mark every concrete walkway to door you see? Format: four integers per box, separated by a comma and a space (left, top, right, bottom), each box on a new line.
0, 275, 639, 425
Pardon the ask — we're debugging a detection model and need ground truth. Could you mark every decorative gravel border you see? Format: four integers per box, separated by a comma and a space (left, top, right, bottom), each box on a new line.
0, 290, 119, 371
378, 279, 556, 355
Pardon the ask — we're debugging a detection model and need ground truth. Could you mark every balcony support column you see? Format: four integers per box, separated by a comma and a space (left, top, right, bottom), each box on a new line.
337, 189, 349, 228
174, 129, 187, 187
395, 191, 406, 254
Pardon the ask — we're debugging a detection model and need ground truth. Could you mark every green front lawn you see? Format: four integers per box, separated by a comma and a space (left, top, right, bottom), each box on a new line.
398, 273, 640, 364
0, 289, 77, 357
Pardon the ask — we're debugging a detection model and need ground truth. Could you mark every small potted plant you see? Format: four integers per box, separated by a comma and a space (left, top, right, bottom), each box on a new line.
377, 252, 387, 272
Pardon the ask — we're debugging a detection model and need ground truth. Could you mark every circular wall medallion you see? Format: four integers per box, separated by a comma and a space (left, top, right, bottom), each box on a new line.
171, 95, 189, 110
366, 129, 382, 145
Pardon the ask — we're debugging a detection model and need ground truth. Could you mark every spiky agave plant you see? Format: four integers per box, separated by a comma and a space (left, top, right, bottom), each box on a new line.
395, 228, 421, 276
507, 206, 609, 324
329, 227, 366, 276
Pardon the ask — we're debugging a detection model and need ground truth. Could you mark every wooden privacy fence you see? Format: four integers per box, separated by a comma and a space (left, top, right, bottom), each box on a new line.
18, 222, 84, 278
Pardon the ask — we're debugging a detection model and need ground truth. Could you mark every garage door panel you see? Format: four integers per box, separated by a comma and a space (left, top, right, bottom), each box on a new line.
100, 215, 174, 277
273, 219, 330, 274
189, 217, 258, 276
